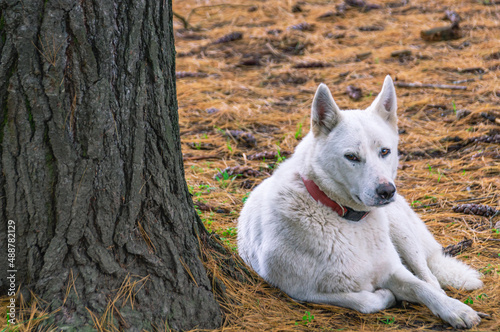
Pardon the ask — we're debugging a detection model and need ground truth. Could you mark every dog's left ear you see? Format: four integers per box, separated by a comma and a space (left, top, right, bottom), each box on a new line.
370, 75, 398, 129
311, 83, 341, 137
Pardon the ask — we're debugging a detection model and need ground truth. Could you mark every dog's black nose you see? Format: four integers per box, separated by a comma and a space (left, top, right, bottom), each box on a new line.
376, 183, 396, 200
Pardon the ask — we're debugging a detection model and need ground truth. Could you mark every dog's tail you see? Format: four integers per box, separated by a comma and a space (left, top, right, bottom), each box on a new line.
428, 253, 483, 290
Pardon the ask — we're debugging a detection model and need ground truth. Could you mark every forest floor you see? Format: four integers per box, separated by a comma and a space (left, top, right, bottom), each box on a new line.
174, 0, 500, 331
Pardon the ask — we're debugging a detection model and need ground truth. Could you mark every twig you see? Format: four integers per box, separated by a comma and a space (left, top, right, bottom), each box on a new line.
173, 11, 191, 29
183, 154, 220, 161
484, 238, 500, 242
394, 82, 467, 90
452, 78, 475, 84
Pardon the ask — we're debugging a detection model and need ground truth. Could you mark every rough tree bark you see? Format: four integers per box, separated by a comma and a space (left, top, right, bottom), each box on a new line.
0, 0, 222, 330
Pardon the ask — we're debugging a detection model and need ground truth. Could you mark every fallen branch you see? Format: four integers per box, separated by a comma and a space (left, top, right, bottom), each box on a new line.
395, 82, 467, 90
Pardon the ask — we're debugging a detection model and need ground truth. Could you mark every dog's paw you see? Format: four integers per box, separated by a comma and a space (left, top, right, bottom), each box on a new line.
358, 289, 396, 313
438, 298, 481, 329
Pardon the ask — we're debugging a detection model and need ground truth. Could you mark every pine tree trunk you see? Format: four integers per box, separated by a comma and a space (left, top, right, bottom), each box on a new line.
0, 0, 222, 329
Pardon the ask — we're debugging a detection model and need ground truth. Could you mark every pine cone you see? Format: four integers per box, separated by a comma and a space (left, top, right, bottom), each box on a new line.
443, 238, 472, 257
452, 203, 498, 217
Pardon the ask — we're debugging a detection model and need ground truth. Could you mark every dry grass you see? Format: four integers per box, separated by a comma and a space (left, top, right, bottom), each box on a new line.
174, 0, 499, 330
0, 291, 57, 331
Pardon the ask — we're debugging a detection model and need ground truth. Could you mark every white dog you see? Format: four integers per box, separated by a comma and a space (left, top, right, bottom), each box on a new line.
238, 76, 484, 329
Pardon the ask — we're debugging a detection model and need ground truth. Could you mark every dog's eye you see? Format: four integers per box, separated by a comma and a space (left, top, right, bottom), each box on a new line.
381, 148, 391, 157
344, 154, 360, 162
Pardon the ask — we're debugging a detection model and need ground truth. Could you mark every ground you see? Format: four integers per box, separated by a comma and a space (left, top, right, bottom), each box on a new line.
174, 0, 499, 331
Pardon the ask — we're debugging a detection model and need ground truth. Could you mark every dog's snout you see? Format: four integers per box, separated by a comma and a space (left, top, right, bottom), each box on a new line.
376, 183, 396, 200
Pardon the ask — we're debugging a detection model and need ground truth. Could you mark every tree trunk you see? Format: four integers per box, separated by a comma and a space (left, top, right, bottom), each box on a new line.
0, 0, 222, 330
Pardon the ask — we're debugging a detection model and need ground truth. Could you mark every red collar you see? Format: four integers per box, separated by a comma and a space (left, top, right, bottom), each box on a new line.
301, 176, 369, 222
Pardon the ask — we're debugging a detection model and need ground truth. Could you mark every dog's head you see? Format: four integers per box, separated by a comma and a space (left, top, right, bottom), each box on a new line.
308, 76, 399, 209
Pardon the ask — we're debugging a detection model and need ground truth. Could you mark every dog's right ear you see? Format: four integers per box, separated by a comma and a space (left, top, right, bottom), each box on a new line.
311, 83, 341, 137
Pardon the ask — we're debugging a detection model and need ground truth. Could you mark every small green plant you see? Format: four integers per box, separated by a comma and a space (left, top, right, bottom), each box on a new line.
295, 122, 303, 140
476, 293, 488, 300
196, 208, 213, 231
492, 228, 499, 234
242, 192, 250, 203
452, 101, 457, 114
464, 297, 473, 305
276, 145, 286, 163
222, 227, 237, 237
411, 200, 422, 207
214, 125, 225, 134
295, 311, 315, 326
198, 184, 215, 193
219, 236, 237, 251
480, 264, 499, 275
216, 169, 238, 189
226, 139, 233, 153
190, 165, 204, 174
427, 164, 444, 182
378, 316, 395, 325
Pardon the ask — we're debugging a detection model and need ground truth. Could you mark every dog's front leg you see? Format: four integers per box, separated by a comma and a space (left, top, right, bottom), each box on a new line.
298, 289, 396, 314
385, 266, 481, 329
389, 219, 442, 291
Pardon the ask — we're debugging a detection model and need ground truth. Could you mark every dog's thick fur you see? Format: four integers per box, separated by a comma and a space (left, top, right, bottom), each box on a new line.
238, 76, 483, 329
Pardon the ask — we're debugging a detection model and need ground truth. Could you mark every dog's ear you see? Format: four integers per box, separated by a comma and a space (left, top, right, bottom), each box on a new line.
311, 83, 341, 137
370, 75, 398, 129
